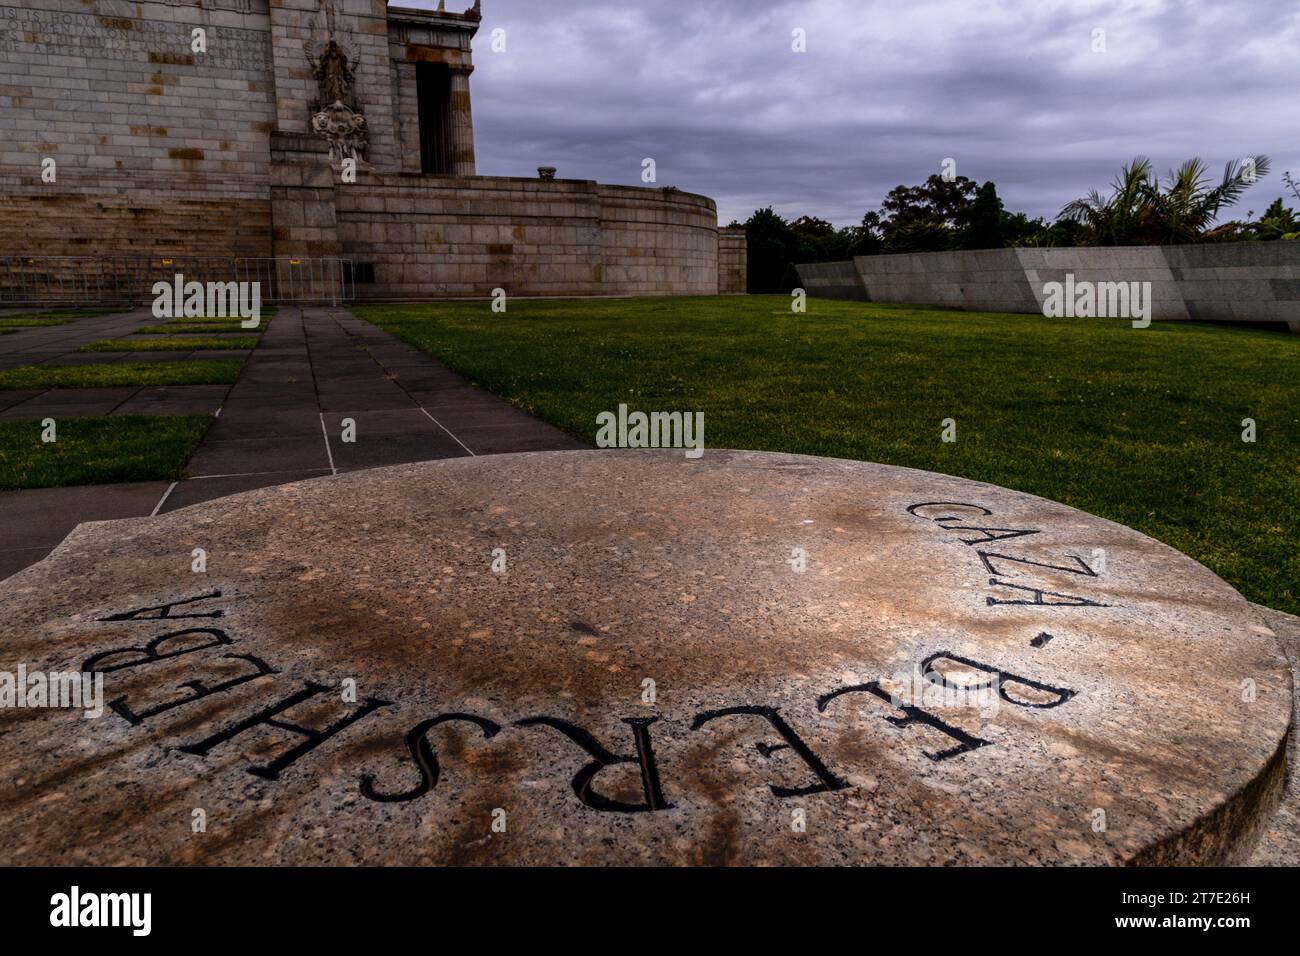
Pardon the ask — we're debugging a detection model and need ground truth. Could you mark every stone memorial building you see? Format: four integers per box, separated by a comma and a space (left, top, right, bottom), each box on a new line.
0, 0, 747, 299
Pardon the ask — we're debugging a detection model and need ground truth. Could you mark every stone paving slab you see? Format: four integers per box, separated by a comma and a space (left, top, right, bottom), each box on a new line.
220, 389, 319, 411
330, 428, 470, 473
157, 469, 333, 514
0, 389, 42, 411
0, 547, 56, 582
0, 400, 123, 419
0, 481, 170, 579
451, 421, 586, 455
202, 409, 322, 441
111, 399, 222, 416
319, 408, 437, 435
35, 351, 188, 365
0, 308, 159, 370
57, 349, 250, 363
316, 390, 415, 413
431, 403, 554, 430
181, 306, 585, 484
186, 435, 334, 477
8, 386, 141, 406
412, 388, 508, 408
0, 384, 229, 420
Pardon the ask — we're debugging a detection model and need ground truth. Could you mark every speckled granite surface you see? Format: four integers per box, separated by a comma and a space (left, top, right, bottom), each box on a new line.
0, 450, 1290, 865
1247, 604, 1300, 866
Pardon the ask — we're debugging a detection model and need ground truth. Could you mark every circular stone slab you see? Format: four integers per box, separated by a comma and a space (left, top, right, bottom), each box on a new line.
0, 450, 1289, 866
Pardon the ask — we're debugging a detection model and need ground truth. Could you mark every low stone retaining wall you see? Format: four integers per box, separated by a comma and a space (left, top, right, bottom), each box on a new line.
335, 174, 726, 299
795, 261, 868, 301
797, 244, 1300, 327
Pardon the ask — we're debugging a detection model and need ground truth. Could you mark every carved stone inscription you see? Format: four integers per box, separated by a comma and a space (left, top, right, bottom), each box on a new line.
0, 7, 270, 74
907, 502, 1112, 607
79, 586, 1080, 817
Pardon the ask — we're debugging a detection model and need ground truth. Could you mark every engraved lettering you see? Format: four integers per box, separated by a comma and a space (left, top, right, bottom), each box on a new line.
514, 716, 672, 812
690, 705, 848, 797
360, 713, 502, 803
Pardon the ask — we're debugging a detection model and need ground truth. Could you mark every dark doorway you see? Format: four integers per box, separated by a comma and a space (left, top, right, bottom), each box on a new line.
416, 63, 454, 175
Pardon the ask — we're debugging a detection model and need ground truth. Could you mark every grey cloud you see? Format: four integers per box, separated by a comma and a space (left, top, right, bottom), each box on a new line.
408, 0, 1300, 226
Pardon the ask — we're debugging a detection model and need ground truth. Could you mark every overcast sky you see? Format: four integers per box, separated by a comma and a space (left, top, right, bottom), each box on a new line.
405, 0, 1299, 228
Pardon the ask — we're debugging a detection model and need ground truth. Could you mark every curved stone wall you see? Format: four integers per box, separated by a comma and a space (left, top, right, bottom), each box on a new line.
334, 174, 722, 299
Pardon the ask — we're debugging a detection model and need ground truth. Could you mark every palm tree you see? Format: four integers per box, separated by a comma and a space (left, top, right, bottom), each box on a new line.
1146, 156, 1272, 244
1060, 155, 1270, 245
1059, 158, 1157, 245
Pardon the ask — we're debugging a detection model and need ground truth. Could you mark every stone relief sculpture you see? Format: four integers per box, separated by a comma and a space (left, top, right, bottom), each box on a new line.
310, 101, 369, 165
305, 1, 369, 163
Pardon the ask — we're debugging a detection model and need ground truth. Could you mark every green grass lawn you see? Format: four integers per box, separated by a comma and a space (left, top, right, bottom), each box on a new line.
134, 321, 269, 334
0, 308, 119, 322
134, 307, 278, 335
355, 296, 1300, 616
0, 318, 72, 331
78, 336, 260, 352
0, 360, 245, 390
0, 308, 120, 332
0, 414, 213, 490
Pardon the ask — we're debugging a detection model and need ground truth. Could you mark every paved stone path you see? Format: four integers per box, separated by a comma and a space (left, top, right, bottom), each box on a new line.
0, 305, 584, 577
0, 307, 160, 369
165, 306, 583, 511
0, 481, 171, 580
0, 383, 231, 419
0, 309, 256, 418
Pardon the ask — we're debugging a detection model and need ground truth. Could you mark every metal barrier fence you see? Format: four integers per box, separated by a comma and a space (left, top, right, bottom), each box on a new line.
235, 258, 354, 307
0, 257, 355, 308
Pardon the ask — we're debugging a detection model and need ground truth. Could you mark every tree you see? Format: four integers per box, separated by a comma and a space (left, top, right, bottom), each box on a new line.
1061, 155, 1271, 245
881, 174, 978, 230
1283, 172, 1300, 204
789, 216, 835, 238
962, 181, 1005, 249
876, 174, 977, 253
1147, 156, 1273, 244
1059, 157, 1158, 246
743, 207, 799, 294
850, 211, 884, 256
1250, 198, 1299, 241
790, 215, 842, 266
883, 219, 954, 254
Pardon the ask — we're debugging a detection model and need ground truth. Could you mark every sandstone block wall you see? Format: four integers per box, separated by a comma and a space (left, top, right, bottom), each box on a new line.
0, 0, 278, 258
718, 227, 747, 294
388, 9, 477, 176
335, 175, 721, 298
267, 0, 400, 171
269, 132, 341, 259
1, 0, 738, 301
796, 244, 1300, 325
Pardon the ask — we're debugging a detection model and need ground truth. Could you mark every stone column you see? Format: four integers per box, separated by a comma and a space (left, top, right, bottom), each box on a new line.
395, 62, 423, 173
450, 67, 477, 176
